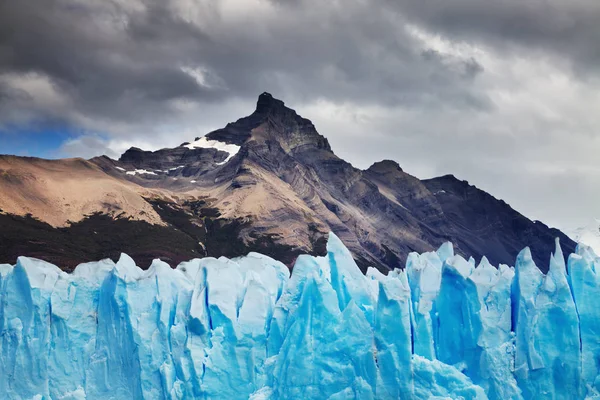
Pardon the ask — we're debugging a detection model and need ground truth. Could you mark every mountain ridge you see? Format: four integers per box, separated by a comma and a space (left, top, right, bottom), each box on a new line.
0, 93, 575, 271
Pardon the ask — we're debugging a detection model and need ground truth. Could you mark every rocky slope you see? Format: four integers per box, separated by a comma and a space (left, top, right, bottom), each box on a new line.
0, 93, 575, 271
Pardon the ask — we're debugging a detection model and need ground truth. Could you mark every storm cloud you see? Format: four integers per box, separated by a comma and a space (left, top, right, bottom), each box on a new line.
0, 0, 599, 232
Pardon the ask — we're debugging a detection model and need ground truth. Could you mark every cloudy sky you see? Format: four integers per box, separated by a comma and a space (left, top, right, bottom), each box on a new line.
1, 0, 599, 232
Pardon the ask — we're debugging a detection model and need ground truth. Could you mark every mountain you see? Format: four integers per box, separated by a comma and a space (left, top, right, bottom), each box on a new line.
0, 233, 596, 399
0, 92, 575, 271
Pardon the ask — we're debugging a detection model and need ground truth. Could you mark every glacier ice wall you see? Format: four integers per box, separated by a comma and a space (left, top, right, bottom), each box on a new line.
1, 233, 599, 399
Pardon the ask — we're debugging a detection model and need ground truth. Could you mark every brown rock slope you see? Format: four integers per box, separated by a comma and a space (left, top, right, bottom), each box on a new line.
0, 156, 164, 226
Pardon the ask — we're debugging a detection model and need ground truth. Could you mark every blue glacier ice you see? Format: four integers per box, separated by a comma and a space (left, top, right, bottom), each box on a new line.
512, 241, 582, 399
0, 232, 598, 399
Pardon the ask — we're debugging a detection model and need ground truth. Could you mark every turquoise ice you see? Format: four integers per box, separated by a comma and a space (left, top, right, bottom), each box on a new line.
0, 233, 596, 399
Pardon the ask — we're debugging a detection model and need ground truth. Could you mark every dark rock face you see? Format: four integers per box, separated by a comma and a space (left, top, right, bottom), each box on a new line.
422, 175, 575, 270
0, 92, 575, 272
0, 211, 205, 272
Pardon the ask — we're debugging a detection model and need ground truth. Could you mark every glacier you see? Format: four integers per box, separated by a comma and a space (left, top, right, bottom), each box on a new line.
1, 233, 600, 399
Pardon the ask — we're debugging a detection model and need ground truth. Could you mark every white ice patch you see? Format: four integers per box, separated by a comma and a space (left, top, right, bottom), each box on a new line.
125, 169, 157, 176
570, 218, 600, 255
115, 166, 125, 171
183, 137, 240, 165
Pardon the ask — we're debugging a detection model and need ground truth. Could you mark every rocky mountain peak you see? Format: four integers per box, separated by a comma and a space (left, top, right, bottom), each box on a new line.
251, 92, 306, 126
255, 92, 286, 114
203, 92, 332, 155
367, 160, 404, 174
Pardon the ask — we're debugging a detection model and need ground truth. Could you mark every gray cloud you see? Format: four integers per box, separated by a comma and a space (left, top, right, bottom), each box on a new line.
391, 0, 600, 77
0, 0, 487, 127
0, 0, 599, 233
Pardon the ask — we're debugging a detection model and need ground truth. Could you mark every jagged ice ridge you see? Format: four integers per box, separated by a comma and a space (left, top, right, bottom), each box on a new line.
0, 233, 599, 399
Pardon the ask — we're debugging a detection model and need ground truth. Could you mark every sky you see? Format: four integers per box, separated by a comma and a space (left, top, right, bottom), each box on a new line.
1, 0, 599, 233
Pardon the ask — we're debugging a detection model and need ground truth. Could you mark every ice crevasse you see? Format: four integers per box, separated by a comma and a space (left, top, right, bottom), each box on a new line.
1, 233, 600, 399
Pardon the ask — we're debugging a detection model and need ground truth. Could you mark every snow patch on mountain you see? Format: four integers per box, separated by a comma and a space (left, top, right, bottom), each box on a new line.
125, 169, 157, 176
183, 136, 241, 165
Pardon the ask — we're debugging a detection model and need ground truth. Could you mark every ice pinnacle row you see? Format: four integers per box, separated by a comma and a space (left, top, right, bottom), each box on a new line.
0, 233, 599, 399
